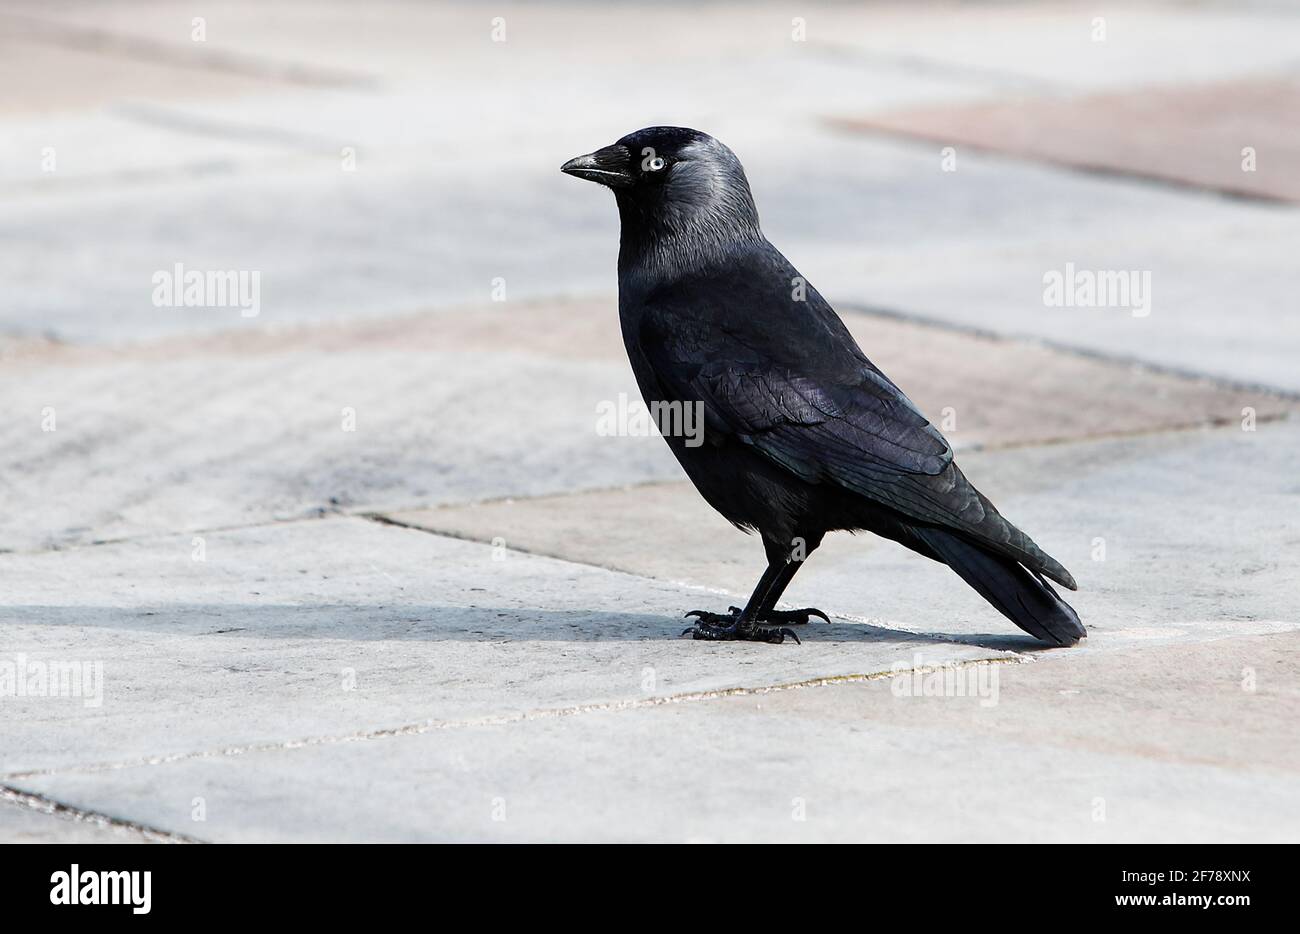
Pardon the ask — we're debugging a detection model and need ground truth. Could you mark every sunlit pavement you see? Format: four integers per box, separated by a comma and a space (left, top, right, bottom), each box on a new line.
2, 1, 1297, 842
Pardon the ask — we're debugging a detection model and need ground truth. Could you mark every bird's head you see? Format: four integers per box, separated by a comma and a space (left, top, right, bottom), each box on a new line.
562, 127, 761, 264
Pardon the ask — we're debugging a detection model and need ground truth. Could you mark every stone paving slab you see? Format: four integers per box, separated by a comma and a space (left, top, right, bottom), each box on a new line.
0, 515, 1012, 777
4, 299, 1287, 553
0, 157, 612, 341
388, 418, 1300, 643
834, 77, 1300, 203
812, 2, 1300, 94
9, 633, 1295, 843
0, 334, 669, 552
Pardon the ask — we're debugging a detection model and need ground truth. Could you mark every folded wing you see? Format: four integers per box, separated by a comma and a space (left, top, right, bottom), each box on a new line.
635, 305, 1077, 590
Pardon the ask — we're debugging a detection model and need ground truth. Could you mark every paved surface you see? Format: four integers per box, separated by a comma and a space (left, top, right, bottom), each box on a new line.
836, 77, 1300, 203
2, 1, 1298, 842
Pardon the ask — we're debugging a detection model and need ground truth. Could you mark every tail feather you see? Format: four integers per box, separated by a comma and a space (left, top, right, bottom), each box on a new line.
913, 526, 1085, 646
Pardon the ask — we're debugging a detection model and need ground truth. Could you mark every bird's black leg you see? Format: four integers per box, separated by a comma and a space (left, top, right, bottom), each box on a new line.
751, 558, 830, 627
681, 535, 827, 644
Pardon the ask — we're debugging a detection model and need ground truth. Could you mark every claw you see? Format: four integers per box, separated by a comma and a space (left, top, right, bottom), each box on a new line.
766, 606, 831, 625
764, 627, 801, 645
686, 622, 741, 641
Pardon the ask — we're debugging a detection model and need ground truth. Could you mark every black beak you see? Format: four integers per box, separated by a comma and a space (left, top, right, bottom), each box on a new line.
561, 144, 634, 188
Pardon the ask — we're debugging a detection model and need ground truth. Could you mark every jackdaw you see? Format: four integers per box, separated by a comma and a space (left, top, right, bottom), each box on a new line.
561, 127, 1084, 646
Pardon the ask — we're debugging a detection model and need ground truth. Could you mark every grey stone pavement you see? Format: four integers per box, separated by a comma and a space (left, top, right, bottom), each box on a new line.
1, 1, 1297, 842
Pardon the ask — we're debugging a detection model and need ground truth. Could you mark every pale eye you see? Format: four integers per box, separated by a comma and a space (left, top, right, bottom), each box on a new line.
648, 156, 666, 172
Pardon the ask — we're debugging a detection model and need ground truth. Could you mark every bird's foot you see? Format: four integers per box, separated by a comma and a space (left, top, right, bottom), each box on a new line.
680, 606, 826, 645
682, 617, 799, 644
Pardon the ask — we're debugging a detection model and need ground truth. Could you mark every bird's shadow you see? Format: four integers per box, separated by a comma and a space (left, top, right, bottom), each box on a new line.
3, 602, 1053, 653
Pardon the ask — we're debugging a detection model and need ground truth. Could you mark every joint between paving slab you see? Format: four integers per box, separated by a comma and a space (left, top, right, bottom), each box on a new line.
2, 656, 1026, 783
964, 412, 1296, 456
0, 510, 349, 558
823, 118, 1299, 207
364, 509, 759, 602
0, 10, 379, 90
839, 302, 1300, 402
364, 510, 622, 565
1, 784, 204, 844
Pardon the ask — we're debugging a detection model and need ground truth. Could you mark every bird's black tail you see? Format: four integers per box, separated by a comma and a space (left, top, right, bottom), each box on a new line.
913, 527, 1085, 646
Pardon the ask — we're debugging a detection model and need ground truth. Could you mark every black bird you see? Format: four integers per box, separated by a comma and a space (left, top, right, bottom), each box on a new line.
561, 127, 1085, 647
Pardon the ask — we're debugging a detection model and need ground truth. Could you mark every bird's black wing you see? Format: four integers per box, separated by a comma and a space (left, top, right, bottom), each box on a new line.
633, 267, 1076, 589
